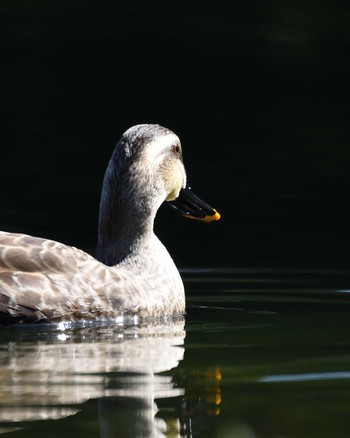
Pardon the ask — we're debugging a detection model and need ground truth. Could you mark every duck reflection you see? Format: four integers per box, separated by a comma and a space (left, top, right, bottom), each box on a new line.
0, 318, 223, 436
0, 318, 185, 436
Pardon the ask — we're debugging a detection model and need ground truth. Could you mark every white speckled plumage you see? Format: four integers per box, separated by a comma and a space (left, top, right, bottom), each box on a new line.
0, 124, 219, 324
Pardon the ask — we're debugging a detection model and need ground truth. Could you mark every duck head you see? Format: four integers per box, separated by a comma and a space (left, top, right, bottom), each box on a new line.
108, 124, 220, 222
97, 124, 220, 265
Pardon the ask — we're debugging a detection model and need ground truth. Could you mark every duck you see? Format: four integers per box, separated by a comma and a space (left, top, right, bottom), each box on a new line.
0, 124, 220, 324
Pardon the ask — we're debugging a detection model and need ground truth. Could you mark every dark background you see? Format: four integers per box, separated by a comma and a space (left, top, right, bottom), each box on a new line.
1, 1, 349, 269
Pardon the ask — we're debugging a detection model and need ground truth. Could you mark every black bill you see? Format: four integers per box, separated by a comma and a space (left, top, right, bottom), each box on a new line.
167, 186, 221, 222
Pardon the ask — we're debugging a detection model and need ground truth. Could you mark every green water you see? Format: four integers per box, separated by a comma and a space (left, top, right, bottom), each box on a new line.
1, 268, 350, 437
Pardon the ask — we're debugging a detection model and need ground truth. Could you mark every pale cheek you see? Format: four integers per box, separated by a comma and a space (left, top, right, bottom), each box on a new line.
165, 165, 185, 201
166, 187, 180, 201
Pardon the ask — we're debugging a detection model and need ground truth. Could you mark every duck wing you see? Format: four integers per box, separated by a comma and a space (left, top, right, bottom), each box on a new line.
0, 231, 120, 323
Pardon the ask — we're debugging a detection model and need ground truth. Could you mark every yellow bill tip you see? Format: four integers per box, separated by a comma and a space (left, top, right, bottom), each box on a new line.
185, 209, 221, 222
204, 209, 221, 222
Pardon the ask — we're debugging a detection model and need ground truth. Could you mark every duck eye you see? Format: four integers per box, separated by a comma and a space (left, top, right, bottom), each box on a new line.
171, 144, 181, 156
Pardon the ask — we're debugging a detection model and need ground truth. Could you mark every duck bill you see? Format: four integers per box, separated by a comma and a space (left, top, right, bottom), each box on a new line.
168, 186, 221, 222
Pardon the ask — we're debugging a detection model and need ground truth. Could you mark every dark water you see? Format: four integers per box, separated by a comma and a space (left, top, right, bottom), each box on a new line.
1, 268, 350, 438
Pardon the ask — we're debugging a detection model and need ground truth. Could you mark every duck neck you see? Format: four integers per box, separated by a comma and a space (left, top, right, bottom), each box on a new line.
96, 165, 159, 267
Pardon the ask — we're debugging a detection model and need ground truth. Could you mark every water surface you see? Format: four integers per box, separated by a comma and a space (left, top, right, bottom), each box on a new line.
1, 268, 350, 437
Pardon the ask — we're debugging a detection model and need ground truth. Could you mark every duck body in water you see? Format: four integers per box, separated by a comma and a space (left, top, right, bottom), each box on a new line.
0, 124, 220, 324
